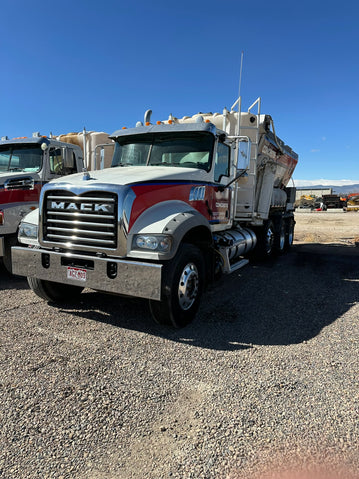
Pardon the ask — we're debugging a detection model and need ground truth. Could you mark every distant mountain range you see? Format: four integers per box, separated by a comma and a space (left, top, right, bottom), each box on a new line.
296, 184, 359, 195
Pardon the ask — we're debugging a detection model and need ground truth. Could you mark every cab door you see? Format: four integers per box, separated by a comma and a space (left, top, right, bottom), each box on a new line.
209, 141, 232, 228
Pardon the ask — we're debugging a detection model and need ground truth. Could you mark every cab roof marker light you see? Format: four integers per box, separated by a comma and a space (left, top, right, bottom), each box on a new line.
156, 121, 162, 125
122, 127, 127, 130
13, 136, 27, 139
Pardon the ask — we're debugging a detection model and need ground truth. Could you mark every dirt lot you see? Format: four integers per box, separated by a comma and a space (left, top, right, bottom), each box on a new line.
1, 211, 359, 479
294, 209, 359, 245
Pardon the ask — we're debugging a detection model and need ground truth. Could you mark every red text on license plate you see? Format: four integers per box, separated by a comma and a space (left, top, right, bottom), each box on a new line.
67, 267, 87, 282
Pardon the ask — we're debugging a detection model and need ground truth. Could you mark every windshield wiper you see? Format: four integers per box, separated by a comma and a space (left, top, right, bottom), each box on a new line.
150, 162, 181, 166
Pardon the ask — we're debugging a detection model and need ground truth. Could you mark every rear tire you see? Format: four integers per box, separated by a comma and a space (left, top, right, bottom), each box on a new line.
274, 219, 286, 254
149, 244, 205, 328
27, 277, 84, 302
254, 220, 275, 259
285, 217, 295, 250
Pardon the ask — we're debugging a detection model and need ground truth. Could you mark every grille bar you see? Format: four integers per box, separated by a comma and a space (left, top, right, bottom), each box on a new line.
47, 219, 114, 227
47, 211, 115, 220
47, 195, 115, 202
47, 226, 115, 237
47, 234, 115, 245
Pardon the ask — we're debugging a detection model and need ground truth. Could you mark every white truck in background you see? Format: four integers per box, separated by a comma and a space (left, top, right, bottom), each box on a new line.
12, 97, 298, 327
0, 131, 113, 271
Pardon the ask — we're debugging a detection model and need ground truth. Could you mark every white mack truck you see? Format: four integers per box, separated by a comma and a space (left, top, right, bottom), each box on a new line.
0, 131, 113, 272
12, 97, 298, 328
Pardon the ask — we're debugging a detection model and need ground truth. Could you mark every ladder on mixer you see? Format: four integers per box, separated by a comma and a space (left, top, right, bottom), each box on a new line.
234, 98, 261, 220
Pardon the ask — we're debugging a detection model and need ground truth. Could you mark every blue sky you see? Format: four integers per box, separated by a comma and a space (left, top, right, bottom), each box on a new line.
1, 0, 358, 184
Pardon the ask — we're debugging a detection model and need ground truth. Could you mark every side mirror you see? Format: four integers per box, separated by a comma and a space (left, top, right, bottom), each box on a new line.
62, 147, 75, 170
62, 146, 77, 175
236, 139, 251, 170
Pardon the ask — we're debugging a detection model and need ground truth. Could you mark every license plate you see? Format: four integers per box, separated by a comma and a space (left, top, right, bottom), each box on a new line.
67, 267, 87, 282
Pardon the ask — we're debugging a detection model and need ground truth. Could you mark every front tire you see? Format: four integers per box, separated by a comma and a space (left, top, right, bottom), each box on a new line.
2, 234, 18, 274
149, 244, 205, 328
27, 277, 84, 302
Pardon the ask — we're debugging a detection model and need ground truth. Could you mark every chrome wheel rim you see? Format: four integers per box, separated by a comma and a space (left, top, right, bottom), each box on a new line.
178, 263, 199, 310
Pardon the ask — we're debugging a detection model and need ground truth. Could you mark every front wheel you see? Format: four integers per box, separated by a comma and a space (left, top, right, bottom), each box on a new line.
149, 244, 205, 328
2, 234, 18, 274
27, 277, 84, 302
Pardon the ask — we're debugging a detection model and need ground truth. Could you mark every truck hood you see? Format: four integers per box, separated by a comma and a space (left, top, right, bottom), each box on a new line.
48, 166, 210, 187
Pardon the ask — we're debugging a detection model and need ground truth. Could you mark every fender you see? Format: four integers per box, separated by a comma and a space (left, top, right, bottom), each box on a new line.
127, 200, 212, 260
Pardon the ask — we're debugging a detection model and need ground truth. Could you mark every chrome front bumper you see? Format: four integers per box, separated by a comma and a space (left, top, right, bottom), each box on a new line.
12, 247, 162, 300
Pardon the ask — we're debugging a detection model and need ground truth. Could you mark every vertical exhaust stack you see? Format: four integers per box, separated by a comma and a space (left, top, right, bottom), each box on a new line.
144, 110, 152, 125
82, 127, 87, 169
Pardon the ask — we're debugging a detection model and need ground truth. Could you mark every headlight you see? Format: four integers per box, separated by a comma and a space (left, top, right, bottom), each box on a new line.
18, 222, 39, 245
133, 234, 172, 252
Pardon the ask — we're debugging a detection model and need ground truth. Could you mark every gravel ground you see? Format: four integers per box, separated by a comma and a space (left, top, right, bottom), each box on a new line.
1, 212, 359, 478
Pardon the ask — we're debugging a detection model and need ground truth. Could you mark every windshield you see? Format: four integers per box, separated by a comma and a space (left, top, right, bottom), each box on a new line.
111, 132, 214, 172
0, 145, 43, 173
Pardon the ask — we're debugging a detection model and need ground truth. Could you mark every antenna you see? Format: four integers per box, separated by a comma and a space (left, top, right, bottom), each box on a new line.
238, 51, 244, 102
236, 51, 244, 136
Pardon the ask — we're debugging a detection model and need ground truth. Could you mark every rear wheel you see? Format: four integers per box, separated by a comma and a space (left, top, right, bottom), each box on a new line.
254, 220, 275, 259
285, 217, 295, 249
274, 219, 286, 254
149, 244, 205, 328
27, 277, 84, 302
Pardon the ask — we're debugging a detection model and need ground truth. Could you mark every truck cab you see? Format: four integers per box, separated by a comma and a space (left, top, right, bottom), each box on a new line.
0, 133, 84, 271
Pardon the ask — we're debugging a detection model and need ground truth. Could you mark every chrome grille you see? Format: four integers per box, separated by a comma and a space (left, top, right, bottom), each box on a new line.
43, 190, 118, 250
5, 176, 34, 190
